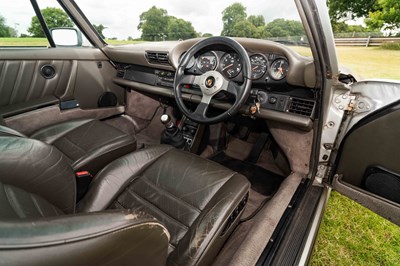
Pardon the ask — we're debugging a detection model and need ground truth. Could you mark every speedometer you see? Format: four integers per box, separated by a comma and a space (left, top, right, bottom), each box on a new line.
250, 54, 267, 79
196, 52, 217, 72
221, 53, 242, 78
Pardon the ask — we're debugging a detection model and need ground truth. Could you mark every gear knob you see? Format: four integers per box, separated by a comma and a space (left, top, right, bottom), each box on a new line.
161, 114, 174, 129
161, 114, 170, 124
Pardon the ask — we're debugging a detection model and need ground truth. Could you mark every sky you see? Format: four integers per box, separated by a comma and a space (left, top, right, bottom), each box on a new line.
1, 0, 303, 40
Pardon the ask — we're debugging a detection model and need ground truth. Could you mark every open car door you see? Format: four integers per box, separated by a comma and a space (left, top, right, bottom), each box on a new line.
330, 80, 400, 225
296, 0, 400, 226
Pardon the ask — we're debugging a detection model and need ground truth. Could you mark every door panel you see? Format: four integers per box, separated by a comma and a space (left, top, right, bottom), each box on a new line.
0, 60, 74, 109
0, 48, 125, 119
334, 102, 400, 225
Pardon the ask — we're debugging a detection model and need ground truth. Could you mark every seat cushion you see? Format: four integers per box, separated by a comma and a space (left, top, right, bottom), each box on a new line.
77, 145, 250, 265
30, 119, 137, 174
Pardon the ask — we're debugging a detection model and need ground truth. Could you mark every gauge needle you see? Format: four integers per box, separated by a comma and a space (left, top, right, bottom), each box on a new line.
279, 61, 284, 74
222, 64, 233, 71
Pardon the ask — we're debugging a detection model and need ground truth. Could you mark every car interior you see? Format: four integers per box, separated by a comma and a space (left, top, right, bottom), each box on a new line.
0, 31, 319, 264
11, 0, 400, 264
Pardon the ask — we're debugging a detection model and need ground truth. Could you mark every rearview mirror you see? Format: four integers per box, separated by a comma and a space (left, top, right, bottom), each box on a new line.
50, 27, 82, 47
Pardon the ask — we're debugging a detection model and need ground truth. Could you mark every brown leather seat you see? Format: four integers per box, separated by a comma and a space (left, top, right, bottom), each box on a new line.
0, 118, 136, 174
0, 136, 249, 265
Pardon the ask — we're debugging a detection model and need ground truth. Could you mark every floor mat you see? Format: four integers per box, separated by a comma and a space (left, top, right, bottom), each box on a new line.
211, 152, 285, 197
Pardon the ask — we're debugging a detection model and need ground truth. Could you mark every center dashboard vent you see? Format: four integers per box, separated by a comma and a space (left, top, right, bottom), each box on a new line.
288, 97, 315, 117
146, 51, 170, 65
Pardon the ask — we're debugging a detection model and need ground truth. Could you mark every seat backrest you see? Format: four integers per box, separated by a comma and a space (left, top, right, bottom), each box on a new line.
0, 190, 169, 266
0, 136, 76, 213
0, 136, 169, 265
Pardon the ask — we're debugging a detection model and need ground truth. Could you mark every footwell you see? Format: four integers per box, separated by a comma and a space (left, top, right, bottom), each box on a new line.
211, 152, 285, 197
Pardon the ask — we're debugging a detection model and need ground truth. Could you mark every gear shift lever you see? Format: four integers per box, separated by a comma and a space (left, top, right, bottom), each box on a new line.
160, 114, 186, 149
161, 114, 174, 129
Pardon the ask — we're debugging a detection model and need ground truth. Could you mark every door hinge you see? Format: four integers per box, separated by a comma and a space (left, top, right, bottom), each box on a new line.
333, 92, 373, 114
315, 164, 333, 184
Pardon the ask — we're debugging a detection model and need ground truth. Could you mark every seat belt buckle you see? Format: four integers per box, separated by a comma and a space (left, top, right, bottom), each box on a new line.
75, 171, 93, 202
76, 171, 92, 178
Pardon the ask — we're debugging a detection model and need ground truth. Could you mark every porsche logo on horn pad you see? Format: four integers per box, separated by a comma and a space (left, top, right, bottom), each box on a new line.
205, 76, 215, 88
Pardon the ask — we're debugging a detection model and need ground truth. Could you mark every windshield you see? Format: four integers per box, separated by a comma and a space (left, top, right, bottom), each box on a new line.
76, 0, 310, 48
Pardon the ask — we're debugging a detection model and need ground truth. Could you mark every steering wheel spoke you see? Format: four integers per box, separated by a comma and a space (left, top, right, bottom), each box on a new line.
192, 95, 212, 118
223, 81, 241, 97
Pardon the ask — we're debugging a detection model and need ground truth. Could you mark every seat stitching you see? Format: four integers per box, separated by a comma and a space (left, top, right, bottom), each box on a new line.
112, 200, 125, 209
72, 137, 136, 169
3, 185, 24, 218
30, 194, 44, 217
123, 188, 189, 230
60, 135, 87, 156
139, 177, 201, 213
198, 172, 237, 214
51, 204, 62, 216
75, 120, 96, 143
84, 135, 132, 154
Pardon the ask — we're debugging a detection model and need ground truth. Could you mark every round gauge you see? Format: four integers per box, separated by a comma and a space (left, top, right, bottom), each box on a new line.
180, 52, 196, 69
220, 53, 242, 78
250, 54, 267, 79
196, 52, 217, 72
185, 56, 196, 69
270, 58, 289, 80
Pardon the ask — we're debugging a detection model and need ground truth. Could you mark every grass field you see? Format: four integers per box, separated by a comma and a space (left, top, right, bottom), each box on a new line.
0, 37, 143, 46
311, 192, 400, 266
1, 37, 399, 264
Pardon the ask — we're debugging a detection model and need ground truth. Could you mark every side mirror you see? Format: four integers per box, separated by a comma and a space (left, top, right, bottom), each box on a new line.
50, 27, 83, 47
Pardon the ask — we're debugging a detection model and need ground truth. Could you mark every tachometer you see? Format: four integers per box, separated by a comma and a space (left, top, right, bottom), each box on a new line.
270, 58, 289, 80
221, 53, 242, 78
196, 52, 217, 72
250, 54, 267, 79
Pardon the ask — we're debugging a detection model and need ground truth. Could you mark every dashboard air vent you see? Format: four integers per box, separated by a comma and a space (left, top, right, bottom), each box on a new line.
146, 51, 170, 65
116, 69, 125, 78
288, 98, 315, 117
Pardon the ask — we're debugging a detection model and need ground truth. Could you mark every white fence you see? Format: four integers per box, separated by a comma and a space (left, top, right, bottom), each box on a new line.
335, 37, 400, 47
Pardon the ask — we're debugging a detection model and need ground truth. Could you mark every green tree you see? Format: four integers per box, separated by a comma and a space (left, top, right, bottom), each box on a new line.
137, 6, 169, 41
231, 20, 259, 38
248, 15, 265, 28
93, 24, 107, 39
166, 17, 197, 40
328, 0, 400, 34
332, 21, 370, 33
328, 0, 377, 22
28, 7, 73, 37
221, 3, 247, 36
366, 0, 400, 34
265, 19, 305, 38
201, 33, 213, 37
0, 15, 16, 37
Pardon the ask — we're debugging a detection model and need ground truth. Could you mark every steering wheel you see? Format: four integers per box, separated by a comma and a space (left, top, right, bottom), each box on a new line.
174, 37, 252, 124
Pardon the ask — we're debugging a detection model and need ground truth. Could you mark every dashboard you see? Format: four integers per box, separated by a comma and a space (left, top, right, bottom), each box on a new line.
107, 38, 318, 130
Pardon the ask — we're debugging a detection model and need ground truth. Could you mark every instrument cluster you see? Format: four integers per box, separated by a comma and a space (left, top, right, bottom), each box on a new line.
184, 51, 290, 81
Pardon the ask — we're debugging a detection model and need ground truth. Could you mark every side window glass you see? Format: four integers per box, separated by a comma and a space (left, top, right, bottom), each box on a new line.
0, 2, 50, 47
0, 0, 91, 48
